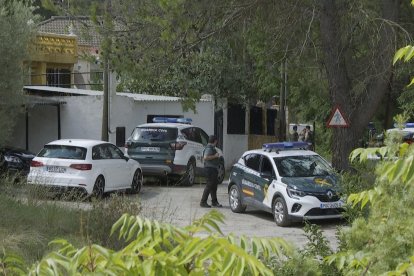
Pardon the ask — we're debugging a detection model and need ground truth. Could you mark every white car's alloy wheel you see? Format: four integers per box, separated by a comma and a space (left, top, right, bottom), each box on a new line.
128, 169, 142, 194
92, 176, 105, 199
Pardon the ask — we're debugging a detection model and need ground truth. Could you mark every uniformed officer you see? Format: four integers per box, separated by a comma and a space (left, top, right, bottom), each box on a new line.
200, 135, 222, 208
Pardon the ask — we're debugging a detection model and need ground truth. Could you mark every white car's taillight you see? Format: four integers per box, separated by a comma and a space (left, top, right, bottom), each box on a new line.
30, 160, 44, 167
70, 164, 92, 170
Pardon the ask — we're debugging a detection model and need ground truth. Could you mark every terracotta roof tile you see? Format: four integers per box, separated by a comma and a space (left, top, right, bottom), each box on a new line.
38, 16, 101, 47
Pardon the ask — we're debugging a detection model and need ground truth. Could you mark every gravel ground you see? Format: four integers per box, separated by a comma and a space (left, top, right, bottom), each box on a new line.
136, 179, 343, 250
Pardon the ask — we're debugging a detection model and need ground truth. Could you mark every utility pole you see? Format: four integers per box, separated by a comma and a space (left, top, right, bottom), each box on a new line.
101, 58, 109, 141
279, 59, 287, 141
101, 0, 111, 141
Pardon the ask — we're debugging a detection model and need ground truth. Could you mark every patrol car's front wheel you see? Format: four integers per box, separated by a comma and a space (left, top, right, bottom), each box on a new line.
229, 185, 246, 213
273, 197, 290, 227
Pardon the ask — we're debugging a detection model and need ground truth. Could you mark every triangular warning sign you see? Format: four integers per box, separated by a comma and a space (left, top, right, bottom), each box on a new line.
327, 106, 349, 128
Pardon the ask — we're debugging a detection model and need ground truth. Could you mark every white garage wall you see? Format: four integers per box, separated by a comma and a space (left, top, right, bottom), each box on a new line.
224, 135, 248, 168
109, 95, 215, 144
28, 105, 59, 152
10, 93, 215, 155
10, 94, 254, 172
61, 95, 103, 141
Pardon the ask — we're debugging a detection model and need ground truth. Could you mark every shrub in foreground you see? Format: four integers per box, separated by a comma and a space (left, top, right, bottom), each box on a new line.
2, 211, 297, 275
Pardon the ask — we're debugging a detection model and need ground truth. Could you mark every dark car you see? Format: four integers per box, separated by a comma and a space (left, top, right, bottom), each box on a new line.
0, 146, 36, 176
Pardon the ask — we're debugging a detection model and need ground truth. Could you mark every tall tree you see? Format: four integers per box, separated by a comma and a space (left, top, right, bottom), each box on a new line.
56, 0, 410, 170
318, 0, 401, 169
0, 0, 38, 146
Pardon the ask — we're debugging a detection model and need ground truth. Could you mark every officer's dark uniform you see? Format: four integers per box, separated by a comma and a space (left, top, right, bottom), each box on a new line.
200, 138, 222, 208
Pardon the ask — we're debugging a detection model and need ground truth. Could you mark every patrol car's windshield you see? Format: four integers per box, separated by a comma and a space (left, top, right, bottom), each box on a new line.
131, 127, 178, 141
274, 155, 332, 177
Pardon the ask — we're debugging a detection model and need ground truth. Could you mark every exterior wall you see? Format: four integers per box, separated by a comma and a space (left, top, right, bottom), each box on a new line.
224, 135, 248, 169
220, 101, 249, 169
10, 105, 61, 154
29, 105, 60, 151
10, 94, 214, 155
108, 95, 215, 144
60, 96, 103, 141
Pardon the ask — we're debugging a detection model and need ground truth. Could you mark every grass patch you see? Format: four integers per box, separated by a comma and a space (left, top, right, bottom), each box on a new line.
0, 193, 82, 262
0, 176, 142, 263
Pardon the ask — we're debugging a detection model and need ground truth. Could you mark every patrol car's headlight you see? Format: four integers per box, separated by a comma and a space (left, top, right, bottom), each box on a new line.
286, 187, 306, 198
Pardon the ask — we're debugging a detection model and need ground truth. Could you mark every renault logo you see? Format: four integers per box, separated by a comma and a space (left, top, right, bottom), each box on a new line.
327, 190, 334, 199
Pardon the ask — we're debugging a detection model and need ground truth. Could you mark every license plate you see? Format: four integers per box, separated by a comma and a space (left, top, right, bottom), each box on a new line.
46, 166, 66, 173
320, 202, 343, 209
141, 147, 160, 152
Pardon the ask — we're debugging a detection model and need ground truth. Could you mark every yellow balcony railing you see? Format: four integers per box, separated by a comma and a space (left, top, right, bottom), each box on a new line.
30, 33, 78, 64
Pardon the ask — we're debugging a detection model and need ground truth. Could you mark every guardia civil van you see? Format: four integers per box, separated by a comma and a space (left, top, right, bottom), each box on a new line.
228, 142, 345, 226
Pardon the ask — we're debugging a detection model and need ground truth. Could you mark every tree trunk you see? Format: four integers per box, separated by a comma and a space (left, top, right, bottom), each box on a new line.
319, 0, 400, 170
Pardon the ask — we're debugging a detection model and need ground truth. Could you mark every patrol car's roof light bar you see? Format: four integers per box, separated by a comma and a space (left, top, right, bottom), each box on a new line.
262, 142, 310, 152
392, 122, 414, 128
153, 117, 193, 124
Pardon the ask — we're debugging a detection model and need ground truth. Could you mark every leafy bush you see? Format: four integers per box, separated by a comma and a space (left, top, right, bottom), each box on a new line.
83, 194, 142, 249
339, 162, 376, 223
0, 177, 142, 264
328, 140, 414, 274
268, 222, 340, 276
1, 210, 296, 275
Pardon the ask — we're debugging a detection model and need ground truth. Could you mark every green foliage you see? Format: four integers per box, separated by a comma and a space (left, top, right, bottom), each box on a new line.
303, 223, 333, 259
268, 253, 321, 276
0, 250, 27, 276
0, 189, 81, 263
393, 45, 414, 66
14, 210, 295, 275
82, 194, 141, 246
0, 178, 141, 265
302, 222, 338, 276
325, 157, 376, 223
0, 0, 38, 146
386, 256, 414, 275
328, 134, 414, 274
267, 222, 340, 276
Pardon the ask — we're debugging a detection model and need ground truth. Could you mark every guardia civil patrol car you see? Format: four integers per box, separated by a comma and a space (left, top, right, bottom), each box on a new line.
228, 142, 344, 226
126, 117, 225, 186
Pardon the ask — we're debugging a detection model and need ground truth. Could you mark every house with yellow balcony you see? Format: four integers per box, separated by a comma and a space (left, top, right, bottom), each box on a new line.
28, 16, 102, 88
29, 32, 78, 87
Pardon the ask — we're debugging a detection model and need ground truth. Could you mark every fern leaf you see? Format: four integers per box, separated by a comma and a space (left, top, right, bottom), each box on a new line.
221, 253, 237, 274
393, 46, 410, 64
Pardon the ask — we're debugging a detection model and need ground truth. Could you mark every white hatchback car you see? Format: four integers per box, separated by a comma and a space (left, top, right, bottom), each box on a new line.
27, 139, 143, 197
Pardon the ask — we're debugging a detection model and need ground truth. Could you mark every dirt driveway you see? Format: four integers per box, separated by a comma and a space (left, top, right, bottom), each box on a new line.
137, 180, 343, 250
